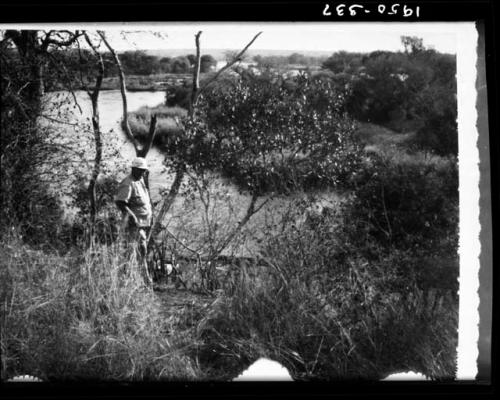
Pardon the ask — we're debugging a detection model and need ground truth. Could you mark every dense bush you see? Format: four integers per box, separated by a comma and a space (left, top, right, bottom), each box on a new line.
411, 84, 458, 156
173, 73, 362, 195
195, 149, 459, 380
345, 151, 458, 254
165, 84, 192, 109
135, 72, 362, 195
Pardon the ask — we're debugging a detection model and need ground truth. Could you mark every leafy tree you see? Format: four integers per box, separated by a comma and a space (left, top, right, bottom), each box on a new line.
169, 71, 361, 196
347, 51, 410, 124
320, 39, 457, 156
322, 51, 363, 74
186, 54, 197, 67
119, 50, 160, 75
402, 36, 425, 55
159, 56, 172, 73
200, 54, 216, 73
252, 54, 263, 64
287, 52, 307, 65
411, 52, 457, 155
401, 39, 457, 155
171, 56, 190, 73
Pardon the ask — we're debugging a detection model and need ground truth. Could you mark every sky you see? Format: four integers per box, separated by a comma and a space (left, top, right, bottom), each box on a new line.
0, 22, 462, 54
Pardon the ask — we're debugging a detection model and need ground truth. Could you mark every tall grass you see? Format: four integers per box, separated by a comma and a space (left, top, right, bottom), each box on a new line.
126, 105, 186, 150
195, 219, 458, 381
0, 230, 198, 381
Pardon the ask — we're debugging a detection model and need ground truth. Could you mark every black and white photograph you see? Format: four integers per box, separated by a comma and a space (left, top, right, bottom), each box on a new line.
0, 5, 494, 388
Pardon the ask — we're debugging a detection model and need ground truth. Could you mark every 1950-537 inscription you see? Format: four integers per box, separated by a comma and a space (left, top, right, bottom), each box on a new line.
323, 3, 421, 17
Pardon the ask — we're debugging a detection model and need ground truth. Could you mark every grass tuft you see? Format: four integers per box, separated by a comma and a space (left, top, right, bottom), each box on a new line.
0, 231, 198, 381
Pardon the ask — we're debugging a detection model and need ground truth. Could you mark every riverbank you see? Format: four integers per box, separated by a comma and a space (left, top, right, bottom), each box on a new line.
48, 73, 194, 92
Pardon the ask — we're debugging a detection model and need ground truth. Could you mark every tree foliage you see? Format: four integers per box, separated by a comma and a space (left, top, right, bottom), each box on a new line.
321, 37, 457, 155
162, 71, 361, 196
252, 53, 325, 69
119, 50, 161, 75
171, 56, 191, 73
200, 54, 216, 73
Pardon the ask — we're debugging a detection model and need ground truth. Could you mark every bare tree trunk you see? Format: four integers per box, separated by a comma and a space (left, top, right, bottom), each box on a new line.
137, 114, 157, 204
97, 31, 136, 146
213, 193, 269, 258
189, 31, 202, 117
147, 162, 185, 244
88, 110, 102, 225
85, 34, 105, 225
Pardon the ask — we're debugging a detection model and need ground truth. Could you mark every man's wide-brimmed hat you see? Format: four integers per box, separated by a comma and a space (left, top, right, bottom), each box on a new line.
131, 157, 148, 170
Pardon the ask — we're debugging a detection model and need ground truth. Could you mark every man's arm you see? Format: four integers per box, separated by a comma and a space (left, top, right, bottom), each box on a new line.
115, 200, 139, 226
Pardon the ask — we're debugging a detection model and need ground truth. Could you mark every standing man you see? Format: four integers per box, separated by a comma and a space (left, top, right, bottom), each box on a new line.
115, 157, 153, 285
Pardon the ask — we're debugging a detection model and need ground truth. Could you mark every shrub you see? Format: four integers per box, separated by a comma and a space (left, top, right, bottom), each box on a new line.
176, 73, 362, 195
125, 104, 186, 149
165, 85, 191, 109
411, 86, 458, 156
345, 150, 459, 254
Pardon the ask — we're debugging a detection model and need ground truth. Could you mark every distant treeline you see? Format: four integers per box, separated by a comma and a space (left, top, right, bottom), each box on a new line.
252, 52, 327, 68
45, 49, 326, 78
45, 49, 218, 76
164, 38, 457, 156
318, 38, 457, 155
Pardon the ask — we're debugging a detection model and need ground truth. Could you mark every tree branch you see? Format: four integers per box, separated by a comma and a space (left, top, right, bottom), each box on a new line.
41, 30, 83, 50
213, 192, 269, 257
189, 31, 202, 117
40, 30, 55, 51
198, 32, 262, 97
97, 30, 157, 159
45, 51, 83, 114
97, 30, 138, 150
84, 32, 105, 224
137, 114, 158, 158
148, 163, 186, 245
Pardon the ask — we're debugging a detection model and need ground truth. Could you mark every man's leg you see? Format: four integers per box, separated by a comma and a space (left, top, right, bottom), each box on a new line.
137, 228, 152, 285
